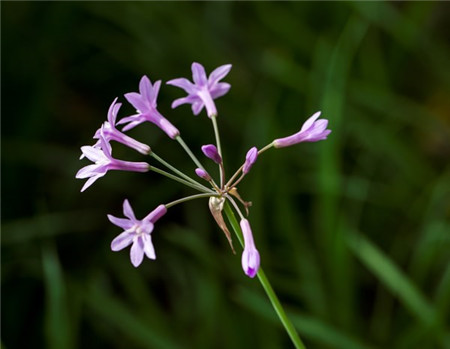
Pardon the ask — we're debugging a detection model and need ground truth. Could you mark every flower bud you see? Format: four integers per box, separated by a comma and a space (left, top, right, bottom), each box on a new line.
243, 147, 258, 174
195, 168, 211, 181
201, 144, 222, 164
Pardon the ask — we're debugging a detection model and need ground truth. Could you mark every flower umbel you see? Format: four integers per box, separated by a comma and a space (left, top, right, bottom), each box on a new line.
167, 62, 231, 118
77, 62, 325, 349
108, 200, 167, 267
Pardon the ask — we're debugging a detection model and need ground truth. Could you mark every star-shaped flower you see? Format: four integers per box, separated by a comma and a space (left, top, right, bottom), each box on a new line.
108, 200, 167, 267
167, 62, 231, 118
118, 76, 180, 139
76, 131, 149, 192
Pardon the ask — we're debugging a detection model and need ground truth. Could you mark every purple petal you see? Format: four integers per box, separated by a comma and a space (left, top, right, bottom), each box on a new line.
130, 237, 145, 267
192, 62, 207, 86
150, 80, 161, 107
107, 98, 121, 125
172, 96, 192, 109
208, 64, 232, 85
300, 111, 321, 133
76, 164, 101, 179
210, 83, 231, 99
124, 92, 148, 113
139, 76, 152, 102
122, 199, 137, 221
80, 146, 105, 163
107, 214, 134, 230
142, 234, 156, 260
111, 231, 134, 251
195, 168, 211, 181
121, 120, 143, 132
80, 173, 105, 192
191, 100, 204, 115
166, 78, 197, 93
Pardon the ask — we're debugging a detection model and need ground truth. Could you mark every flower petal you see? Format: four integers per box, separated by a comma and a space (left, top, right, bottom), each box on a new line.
150, 80, 161, 107
80, 146, 105, 163
191, 100, 204, 115
142, 234, 156, 260
208, 64, 232, 86
107, 214, 134, 230
139, 76, 152, 103
122, 199, 137, 221
210, 83, 231, 99
300, 111, 321, 133
130, 237, 145, 267
80, 173, 105, 192
124, 92, 148, 113
191, 62, 207, 86
166, 78, 197, 93
111, 231, 134, 251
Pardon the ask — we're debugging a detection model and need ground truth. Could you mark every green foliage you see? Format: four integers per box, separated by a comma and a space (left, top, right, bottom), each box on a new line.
2, 2, 449, 348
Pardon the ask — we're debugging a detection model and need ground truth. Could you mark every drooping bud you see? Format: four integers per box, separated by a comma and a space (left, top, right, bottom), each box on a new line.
201, 144, 222, 164
195, 168, 211, 181
243, 147, 258, 174
240, 219, 260, 278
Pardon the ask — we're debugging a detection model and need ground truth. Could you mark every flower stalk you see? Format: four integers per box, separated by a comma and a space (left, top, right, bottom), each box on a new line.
223, 202, 306, 349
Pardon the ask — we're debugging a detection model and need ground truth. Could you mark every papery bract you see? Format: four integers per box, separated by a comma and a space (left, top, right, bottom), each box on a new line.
108, 200, 167, 267
273, 111, 331, 148
119, 76, 180, 139
167, 62, 231, 118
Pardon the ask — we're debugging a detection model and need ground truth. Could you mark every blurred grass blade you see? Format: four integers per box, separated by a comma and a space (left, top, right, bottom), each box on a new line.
235, 287, 377, 349
346, 233, 437, 327
42, 244, 74, 349
84, 279, 182, 349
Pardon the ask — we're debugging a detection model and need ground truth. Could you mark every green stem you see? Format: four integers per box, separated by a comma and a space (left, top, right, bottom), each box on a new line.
149, 166, 214, 194
176, 135, 220, 189
150, 152, 210, 192
165, 193, 216, 209
212, 116, 224, 188
176, 136, 205, 170
223, 202, 307, 349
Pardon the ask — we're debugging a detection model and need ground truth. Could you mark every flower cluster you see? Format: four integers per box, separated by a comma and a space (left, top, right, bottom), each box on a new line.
77, 62, 331, 276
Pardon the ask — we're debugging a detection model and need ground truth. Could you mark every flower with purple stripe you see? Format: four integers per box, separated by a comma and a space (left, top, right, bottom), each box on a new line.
273, 111, 331, 148
118, 76, 180, 139
167, 62, 231, 118
76, 131, 150, 192
108, 200, 167, 267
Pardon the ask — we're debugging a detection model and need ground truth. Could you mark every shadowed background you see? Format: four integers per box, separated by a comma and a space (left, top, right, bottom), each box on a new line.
2, 2, 450, 349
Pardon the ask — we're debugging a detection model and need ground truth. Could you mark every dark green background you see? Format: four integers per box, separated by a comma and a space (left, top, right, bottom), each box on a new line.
2, 2, 449, 349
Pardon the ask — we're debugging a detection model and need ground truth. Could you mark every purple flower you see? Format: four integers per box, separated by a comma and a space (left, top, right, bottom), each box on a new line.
201, 144, 222, 164
273, 111, 331, 148
108, 200, 167, 267
76, 131, 150, 192
240, 219, 260, 278
92, 98, 151, 155
195, 168, 211, 181
167, 62, 231, 118
243, 147, 258, 174
118, 76, 180, 139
